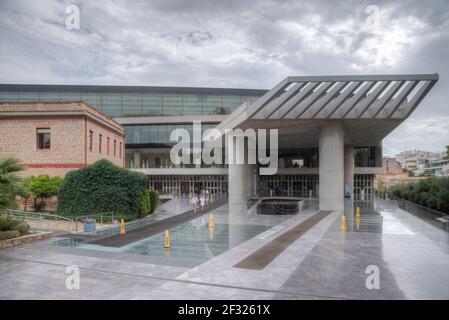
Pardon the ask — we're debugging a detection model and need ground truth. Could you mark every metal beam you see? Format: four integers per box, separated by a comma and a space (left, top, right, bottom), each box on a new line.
322, 81, 362, 118
253, 82, 305, 119
246, 77, 290, 118
288, 73, 438, 83
272, 82, 320, 119
337, 81, 376, 119
381, 81, 418, 118
351, 81, 390, 119
307, 82, 348, 119
284, 82, 334, 119
402, 80, 437, 119
362, 81, 404, 118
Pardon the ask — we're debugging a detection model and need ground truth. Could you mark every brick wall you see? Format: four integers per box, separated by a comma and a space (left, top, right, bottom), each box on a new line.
0, 117, 85, 176
86, 118, 124, 167
0, 102, 124, 176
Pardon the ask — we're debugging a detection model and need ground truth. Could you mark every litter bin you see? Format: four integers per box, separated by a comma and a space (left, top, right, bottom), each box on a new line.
83, 218, 96, 233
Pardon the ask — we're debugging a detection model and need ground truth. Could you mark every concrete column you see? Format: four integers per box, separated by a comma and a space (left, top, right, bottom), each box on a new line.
228, 139, 248, 204
133, 151, 141, 169
319, 123, 344, 211
344, 145, 354, 199
375, 142, 383, 168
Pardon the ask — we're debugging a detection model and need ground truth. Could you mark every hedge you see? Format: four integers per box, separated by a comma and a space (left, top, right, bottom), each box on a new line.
57, 160, 148, 217
138, 189, 151, 217
149, 190, 159, 213
389, 177, 449, 214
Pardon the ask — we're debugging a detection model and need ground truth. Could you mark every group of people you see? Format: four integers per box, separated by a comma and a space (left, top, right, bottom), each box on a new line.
190, 190, 210, 212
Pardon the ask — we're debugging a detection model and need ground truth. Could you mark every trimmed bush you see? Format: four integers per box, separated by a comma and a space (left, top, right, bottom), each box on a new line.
13, 223, 30, 236
57, 160, 148, 217
149, 190, 159, 213
138, 189, 151, 217
0, 216, 20, 232
0, 230, 20, 241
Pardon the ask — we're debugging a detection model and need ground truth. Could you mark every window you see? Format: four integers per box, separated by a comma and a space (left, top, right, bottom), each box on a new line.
89, 130, 93, 152
99, 134, 102, 154
107, 137, 110, 155
119, 141, 122, 159
113, 139, 116, 157
37, 128, 51, 149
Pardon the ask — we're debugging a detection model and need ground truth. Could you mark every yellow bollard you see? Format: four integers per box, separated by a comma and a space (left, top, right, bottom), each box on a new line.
340, 214, 347, 232
209, 212, 215, 228
120, 218, 126, 235
356, 207, 361, 218
164, 229, 170, 248
356, 215, 360, 231
209, 226, 215, 240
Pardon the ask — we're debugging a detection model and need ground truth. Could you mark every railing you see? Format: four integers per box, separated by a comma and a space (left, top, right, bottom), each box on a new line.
2, 210, 117, 233
2, 210, 76, 233
377, 195, 449, 232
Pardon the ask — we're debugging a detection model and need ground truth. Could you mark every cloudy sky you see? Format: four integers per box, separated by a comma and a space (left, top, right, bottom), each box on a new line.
0, 0, 448, 155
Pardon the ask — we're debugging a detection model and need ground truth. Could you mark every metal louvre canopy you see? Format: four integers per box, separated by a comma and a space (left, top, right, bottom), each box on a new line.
212, 74, 438, 138
250, 74, 438, 120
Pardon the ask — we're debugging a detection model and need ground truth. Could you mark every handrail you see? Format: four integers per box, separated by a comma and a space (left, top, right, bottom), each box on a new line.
4, 210, 74, 222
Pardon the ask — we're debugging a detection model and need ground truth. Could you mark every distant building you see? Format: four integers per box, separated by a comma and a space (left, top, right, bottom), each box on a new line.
0, 102, 125, 176
396, 149, 445, 173
376, 156, 423, 189
425, 159, 449, 177
383, 157, 402, 174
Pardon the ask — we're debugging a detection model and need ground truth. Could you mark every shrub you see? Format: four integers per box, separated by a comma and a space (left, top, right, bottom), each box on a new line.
57, 160, 148, 217
0, 216, 21, 231
138, 189, 151, 217
0, 230, 21, 241
388, 177, 449, 214
13, 223, 30, 236
149, 190, 159, 213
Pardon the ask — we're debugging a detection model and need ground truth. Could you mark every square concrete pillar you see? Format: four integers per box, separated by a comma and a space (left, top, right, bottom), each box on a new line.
228, 134, 248, 205
344, 145, 354, 199
319, 123, 344, 211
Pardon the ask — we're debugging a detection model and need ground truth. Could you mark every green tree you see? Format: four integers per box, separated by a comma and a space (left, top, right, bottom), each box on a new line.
18, 183, 31, 211
25, 175, 63, 211
0, 157, 25, 211
445, 145, 449, 160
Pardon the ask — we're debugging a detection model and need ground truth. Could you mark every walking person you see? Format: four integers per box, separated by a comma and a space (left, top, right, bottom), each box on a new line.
200, 194, 206, 212
191, 194, 198, 212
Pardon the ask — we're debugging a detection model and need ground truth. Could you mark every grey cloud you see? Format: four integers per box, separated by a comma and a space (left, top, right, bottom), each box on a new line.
0, 0, 448, 152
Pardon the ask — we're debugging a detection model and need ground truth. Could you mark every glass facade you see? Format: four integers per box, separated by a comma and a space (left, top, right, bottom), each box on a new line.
278, 148, 319, 168
0, 85, 265, 118
124, 123, 218, 146
354, 147, 376, 167
125, 123, 225, 168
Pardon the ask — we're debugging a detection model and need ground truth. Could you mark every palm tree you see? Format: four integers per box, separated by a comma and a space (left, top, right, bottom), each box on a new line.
0, 157, 26, 211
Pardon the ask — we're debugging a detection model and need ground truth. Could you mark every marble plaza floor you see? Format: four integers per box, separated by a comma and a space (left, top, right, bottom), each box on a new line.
1, 199, 449, 300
